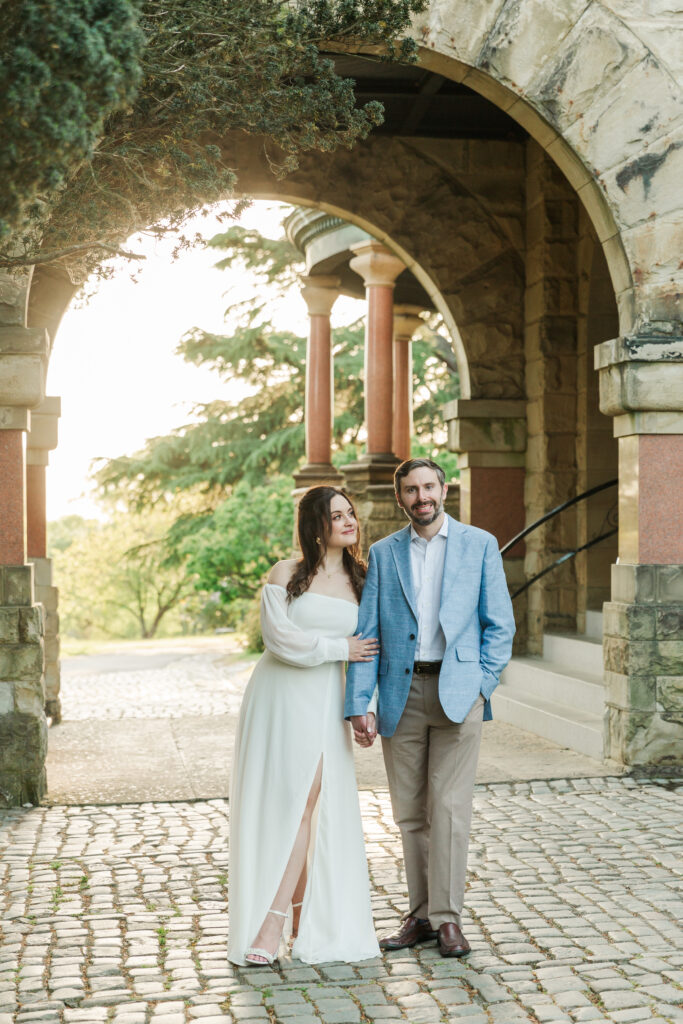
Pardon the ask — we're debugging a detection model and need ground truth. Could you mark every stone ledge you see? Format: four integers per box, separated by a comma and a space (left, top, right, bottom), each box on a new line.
595, 327, 683, 369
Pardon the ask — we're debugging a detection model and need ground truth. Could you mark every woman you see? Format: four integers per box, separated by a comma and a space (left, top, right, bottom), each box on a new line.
228, 486, 380, 967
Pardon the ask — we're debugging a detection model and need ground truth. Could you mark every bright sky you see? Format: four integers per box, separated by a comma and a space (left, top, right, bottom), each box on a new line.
45, 201, 360, 521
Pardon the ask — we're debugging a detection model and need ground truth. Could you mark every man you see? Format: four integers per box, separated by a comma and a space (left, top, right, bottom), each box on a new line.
345, 458, 515, 957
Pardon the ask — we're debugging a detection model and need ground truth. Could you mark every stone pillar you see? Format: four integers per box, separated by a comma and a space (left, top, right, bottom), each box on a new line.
27, 397, 62, 723
342, 241, 407, 548
293, 275, 343, 490
0, 305, 50, 805
524, 141, 581, 653
596, 330, 683, 766
445, 398, 527, 650
393, 306, 422, 463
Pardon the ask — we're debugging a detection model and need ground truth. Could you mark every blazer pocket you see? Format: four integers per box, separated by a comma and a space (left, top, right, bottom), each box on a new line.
455, 646, 479, 661
379, 658, 390, 676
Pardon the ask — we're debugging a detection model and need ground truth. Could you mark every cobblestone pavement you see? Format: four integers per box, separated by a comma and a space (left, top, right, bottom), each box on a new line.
2, 775, 682, 1024
60, 651, 255, 721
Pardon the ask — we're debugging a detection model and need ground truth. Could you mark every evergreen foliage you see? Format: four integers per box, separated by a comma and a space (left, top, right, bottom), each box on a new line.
2, 0, 427, 278
0, 0, 144, 245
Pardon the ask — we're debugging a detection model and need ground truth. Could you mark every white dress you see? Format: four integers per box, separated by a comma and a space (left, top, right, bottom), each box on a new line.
228, 583, 380, 965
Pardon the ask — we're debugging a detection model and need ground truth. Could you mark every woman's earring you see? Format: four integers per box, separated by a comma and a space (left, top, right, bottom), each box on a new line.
316, 536, 321, 545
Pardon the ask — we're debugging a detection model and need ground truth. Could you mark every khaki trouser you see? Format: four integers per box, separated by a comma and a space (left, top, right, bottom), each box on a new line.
381, 669, 484, 929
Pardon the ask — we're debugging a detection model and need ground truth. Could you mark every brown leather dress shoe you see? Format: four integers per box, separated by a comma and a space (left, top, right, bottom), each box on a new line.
438, 922, 471, 957
379, 916, 437, 951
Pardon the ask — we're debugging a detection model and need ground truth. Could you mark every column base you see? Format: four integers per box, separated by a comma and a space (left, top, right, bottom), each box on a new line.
341, 454, 400, 493
0, 565, 47, 807
29, 557, 61, 724
603, 563, 683, 767
293, 464, 344, 490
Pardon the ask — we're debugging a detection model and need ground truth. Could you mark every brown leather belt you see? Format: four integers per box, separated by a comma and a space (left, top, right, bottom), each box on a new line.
414, 660, 443, 674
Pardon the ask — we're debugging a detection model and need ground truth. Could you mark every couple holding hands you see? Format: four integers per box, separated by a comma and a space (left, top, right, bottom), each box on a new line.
228, 457, 515, 967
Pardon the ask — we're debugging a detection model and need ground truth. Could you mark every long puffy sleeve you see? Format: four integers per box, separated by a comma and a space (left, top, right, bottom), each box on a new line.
260, 584, 350, 667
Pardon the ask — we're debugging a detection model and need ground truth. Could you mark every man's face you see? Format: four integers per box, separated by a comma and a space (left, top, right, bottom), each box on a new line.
396, 467, 447, 526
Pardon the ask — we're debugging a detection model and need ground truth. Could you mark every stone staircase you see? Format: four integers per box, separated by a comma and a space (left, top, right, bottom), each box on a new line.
492, 612, 606, 759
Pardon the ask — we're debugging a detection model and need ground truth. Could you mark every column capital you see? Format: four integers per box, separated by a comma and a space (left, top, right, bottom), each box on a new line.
0, 407, 30, 431
349, 241, 405, 289
594, 327, 683, 424
0, 326, 49, 409
393, 305, 424, 343
299, 275, 341, 317
443, 398, 527, 455
27, 395, 61, 453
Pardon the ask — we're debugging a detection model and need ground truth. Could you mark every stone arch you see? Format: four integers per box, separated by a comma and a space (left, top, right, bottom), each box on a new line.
409, 0, 681, 334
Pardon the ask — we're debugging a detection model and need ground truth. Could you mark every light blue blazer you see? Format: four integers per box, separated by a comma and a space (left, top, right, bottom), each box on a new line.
345, 515, 515, 737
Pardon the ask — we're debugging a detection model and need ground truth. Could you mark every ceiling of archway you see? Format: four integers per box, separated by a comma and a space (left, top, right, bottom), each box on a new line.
330, 55, 527, 141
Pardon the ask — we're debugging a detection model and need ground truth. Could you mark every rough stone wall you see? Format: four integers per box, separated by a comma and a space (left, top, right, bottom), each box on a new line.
575, 211, 619, 627
222, 133, 527, 402
604, 564, 683, 765
0, 564, 46, 807
414, 1, 682, 333
30, 557, 61, 722
524, 142, 581, 651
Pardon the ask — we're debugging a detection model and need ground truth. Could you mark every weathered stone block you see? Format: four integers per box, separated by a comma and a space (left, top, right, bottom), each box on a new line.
607, 705, 683, 765
0, 643, 44, 682
605, 669, 656, 712
0, 710, 47, 806
657, 676, 683, 723
1, 565, 34, 606
610, 565, 656, 604
18, 607, 43, 644
0, 682, 13, 714
534, 4, 647, 132
14, 681, 44, 716
0, 607, 20, 644
603, 601, 655, 640
656, 608, 683, 638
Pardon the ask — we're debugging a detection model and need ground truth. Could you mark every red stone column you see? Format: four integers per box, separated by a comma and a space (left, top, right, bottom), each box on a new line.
293, 276, 342, 488
0, 413, 28, 565
393, 306, 423, 463
349, 241, 406, 464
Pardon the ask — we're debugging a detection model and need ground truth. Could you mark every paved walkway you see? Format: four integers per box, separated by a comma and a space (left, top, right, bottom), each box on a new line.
45, 641, 623, 804
1, 776, 682, 1024
2, 642, 681, 1023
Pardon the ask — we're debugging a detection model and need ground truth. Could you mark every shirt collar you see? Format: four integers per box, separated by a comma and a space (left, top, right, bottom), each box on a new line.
410, 514, 449, 544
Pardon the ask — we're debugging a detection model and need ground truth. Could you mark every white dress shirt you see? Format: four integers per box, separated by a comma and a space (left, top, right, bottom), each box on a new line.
410, 515, 448, 661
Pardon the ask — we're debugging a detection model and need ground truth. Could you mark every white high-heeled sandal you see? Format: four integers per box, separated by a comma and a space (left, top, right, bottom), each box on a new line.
245, 909, 287, 966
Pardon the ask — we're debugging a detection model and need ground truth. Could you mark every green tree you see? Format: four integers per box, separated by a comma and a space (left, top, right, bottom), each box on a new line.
95, 225, 459, 507
2, 0, 427, 277
0, 0, 144, 245
49, 508, 197, 639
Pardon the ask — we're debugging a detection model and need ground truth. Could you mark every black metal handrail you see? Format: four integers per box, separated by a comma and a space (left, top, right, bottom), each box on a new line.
500, 478, 618, 600
500, 479, 617, 555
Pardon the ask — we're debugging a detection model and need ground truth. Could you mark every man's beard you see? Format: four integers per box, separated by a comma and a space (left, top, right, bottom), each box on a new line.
404, 496, 444, 526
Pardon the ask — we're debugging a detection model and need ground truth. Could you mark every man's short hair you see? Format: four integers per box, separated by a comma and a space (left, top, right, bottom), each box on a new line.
394, 458, 446, 493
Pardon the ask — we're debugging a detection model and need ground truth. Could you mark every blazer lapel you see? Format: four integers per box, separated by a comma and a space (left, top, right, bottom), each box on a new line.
391, 528, 417, 618
440, 515, 466, 610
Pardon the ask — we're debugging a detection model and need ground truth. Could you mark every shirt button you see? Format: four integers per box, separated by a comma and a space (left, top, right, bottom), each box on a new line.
405, 668, 410, 675
409, 634, 415, 640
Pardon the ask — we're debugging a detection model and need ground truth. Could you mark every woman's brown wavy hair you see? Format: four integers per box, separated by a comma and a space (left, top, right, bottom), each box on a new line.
286, 486, 366, 603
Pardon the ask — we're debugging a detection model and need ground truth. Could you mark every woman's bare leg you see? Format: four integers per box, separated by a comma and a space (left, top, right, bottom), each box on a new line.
291, 867, 307, 939
246, 759, 322, 962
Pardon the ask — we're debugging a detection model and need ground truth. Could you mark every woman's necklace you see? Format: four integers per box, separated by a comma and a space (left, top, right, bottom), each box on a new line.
321, 565, 344, 580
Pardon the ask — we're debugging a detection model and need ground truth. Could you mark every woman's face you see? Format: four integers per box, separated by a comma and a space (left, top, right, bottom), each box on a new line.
326, 493, 358, 549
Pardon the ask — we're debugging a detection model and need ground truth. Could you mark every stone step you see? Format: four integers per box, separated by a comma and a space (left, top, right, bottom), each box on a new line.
501, 656, 605, 714
492, 686, 604, 760
585, 610, 603, 641
542, 632, 604, 678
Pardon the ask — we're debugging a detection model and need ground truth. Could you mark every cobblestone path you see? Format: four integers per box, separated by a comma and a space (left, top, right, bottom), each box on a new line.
60, 652, 254, 721
2, 775, 682, 1024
